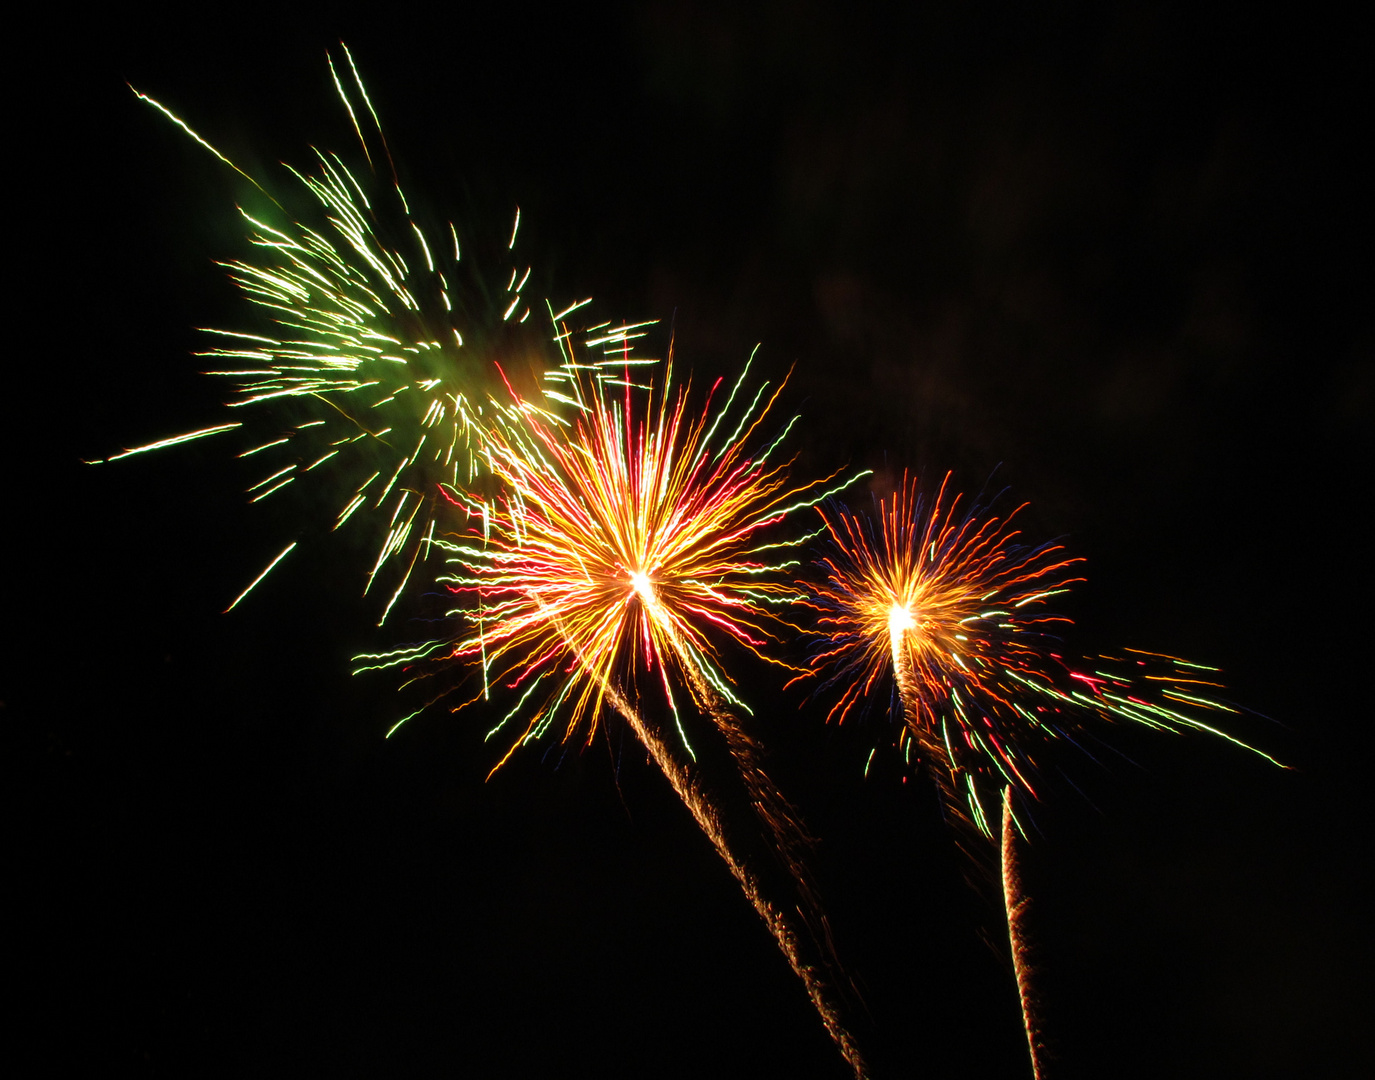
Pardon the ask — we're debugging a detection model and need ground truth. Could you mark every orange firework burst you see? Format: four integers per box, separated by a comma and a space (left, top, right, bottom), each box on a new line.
796, 472, 1280, 1077
794, 473, 1278, 838
796, 473, 1083, 836
358, 347, 869, 1076
425, 348, 850, 762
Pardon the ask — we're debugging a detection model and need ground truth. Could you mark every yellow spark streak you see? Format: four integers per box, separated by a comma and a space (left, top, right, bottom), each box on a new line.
326, 51, 372, 171
551, 298, 592, 322
128, 89, 277, 202
88, 422, 242, 463
224, 541, 298, 612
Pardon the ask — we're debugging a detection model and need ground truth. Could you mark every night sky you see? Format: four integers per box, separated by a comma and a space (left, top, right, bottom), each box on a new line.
12, 4, 1371, 1077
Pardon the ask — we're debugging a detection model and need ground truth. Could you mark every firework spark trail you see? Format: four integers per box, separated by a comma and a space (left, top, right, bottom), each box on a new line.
533, 593, 870, 1078
564, 630, 868, 1078
887, 597, 970, 840
527, 577, 840, 999
357, 350, 869, 1075
106, 47, 646, 620
673, 643, 852, 983
630, 556, 840, 968
1002, 787, 1046, 1080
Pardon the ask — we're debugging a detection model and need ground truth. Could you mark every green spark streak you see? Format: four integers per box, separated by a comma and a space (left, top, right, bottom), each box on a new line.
246, 464, 296, 492
352, 639, 446, 675
88, 422, 242, 463
695, 346, 757, 463
378, 540, 422, 628
306, 449, 341, 471
385, 705, 427, 739
1159, 689, 1233, 711
771, 470, 873, 523
238, 437, 289, 458
250, 475, 295, 502
411, 223, 434, 272
1014, 589, 1069, 609
335, 493, 366, 529
967, 773, 991, 836
326, 52, 372, 170
1173, 658, 1222, 672
716, 382, 771, 462
486, 674, 548, 742
130, 89, 276, 201
224, 541, 298, 612
755, 413, 801, 466
551, 298, 592, 322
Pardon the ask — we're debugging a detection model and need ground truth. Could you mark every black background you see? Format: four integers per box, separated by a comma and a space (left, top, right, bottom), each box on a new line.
10, 4, 1370, 1077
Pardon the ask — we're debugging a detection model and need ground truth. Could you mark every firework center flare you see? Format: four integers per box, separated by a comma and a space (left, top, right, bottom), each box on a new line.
630, 569, 655, 600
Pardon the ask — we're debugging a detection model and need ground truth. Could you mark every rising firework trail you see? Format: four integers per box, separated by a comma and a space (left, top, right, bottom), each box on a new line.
98, 46, 643, 622
357, 346, 869, 1076
1002, 787, 1046, 1079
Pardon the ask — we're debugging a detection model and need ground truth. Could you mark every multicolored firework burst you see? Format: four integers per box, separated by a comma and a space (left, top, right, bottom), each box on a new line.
96, 45, 646, 622
433, 350, 836, 761
357, 348, 869, 1076
795, 472, 1280, 840
795, 471, 1281, 1076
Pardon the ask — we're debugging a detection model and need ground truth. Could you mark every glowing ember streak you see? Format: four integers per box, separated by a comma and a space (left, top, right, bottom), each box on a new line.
84, 422, 243, 463
554, 649, 867, 1078
358, 349, 868, 1076
113, 46, 643, 621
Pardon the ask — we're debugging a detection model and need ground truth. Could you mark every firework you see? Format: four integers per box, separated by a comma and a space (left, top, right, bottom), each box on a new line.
796, 472, 1278, 838
357, 348, 869, 1076
795, 471, 1281, 1074
98, 46, 645, 623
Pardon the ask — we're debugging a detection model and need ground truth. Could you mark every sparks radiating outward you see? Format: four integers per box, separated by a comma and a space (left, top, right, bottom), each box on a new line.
99, 46, 645, 622
358, 349, 869, 1076
797, 472, 1279, 838
795, 472, 1282, 1073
